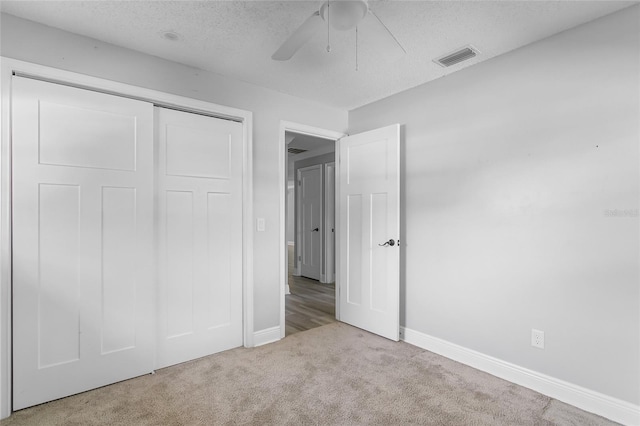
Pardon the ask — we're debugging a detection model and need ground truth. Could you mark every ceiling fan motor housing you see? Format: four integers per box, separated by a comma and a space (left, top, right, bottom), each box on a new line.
320, 0, 369, 31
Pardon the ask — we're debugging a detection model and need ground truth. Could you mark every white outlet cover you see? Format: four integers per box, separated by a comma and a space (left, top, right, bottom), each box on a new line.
531, 329, 545, 349
256, 218, 266, 232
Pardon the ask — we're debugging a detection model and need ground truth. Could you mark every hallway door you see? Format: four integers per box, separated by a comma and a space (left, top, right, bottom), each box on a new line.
337, 124, 401, 341
298, 164, 322, 280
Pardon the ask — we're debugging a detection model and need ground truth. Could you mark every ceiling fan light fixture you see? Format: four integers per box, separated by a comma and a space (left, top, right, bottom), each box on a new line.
320, 0, 369, 31
271, 0, 402, 63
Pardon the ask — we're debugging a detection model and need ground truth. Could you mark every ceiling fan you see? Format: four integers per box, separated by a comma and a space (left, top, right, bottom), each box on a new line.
272, 0, 405, 61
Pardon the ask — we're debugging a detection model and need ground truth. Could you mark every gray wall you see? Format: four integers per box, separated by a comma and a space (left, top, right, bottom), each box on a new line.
294, 152, 335, 275
348, 6, 639, 404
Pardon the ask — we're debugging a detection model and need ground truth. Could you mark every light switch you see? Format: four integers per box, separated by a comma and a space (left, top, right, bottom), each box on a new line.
256, 218, 266, 232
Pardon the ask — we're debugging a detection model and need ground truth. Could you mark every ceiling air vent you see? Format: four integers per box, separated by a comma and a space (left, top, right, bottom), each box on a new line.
434, 46, 479, 68
288, 147, 308, 155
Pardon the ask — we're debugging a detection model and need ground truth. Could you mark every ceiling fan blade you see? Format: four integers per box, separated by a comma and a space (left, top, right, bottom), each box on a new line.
272, 11, 324, 61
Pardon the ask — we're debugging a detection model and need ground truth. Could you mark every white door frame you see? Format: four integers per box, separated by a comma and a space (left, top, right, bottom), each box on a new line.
0, 58, 254, 419
324, 162, 336, 284
278, 121, 345, 338
296, 164, 323, 281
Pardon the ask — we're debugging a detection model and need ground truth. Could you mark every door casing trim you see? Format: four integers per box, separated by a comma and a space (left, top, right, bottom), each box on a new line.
324, 162, 336, 285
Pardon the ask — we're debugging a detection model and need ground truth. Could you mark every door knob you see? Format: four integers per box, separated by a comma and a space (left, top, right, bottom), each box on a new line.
312, 228, 319, 232
378, 239, 396, 247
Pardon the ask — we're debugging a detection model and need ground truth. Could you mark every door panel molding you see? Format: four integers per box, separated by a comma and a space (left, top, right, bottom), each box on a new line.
0, 58, 254, 419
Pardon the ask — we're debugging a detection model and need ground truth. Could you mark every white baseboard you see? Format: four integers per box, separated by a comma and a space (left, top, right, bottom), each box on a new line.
287, 241, 295, 246
293, 268, 300, 276
400, 327, 639, 426
285, 284, 290, 295
253, 326, 281, 347
320, 273, 326, 283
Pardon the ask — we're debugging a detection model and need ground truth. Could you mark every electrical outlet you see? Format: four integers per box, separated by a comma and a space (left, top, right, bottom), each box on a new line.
531, 329, 545, 349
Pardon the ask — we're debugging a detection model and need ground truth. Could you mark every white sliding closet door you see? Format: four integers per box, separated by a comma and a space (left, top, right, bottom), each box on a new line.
156, 108, 243, 369
12, 77, 155, 409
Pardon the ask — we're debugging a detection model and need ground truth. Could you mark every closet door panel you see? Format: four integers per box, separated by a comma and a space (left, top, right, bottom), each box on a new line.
12, 77, 154, 410
156, 108, 243, 369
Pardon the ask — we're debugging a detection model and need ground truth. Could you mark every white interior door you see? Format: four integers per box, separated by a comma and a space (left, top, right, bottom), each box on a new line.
298, 165, 322, 280
156, 107, 243, 369
337, 124, 400, 341
12, 77, 155, 409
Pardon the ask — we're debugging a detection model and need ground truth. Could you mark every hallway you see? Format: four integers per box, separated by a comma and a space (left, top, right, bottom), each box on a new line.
285, 245, 336, 336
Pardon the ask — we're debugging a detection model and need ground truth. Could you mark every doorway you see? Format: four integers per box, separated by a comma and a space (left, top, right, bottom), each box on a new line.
279, 123, 345, 338
280, 122, 402, 341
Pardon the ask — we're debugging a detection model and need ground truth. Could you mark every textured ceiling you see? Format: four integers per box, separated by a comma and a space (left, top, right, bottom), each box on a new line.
0, 1, 635, 110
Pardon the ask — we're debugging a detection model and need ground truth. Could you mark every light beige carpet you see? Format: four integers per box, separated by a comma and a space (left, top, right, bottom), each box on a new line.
0, 323, 618, 425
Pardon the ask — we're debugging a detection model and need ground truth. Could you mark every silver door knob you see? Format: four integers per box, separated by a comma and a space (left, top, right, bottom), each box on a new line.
312, 228, 319, 232
378, 239, 395, 247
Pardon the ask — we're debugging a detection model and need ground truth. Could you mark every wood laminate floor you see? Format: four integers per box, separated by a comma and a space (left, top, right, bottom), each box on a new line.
286, 244, 337, 336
